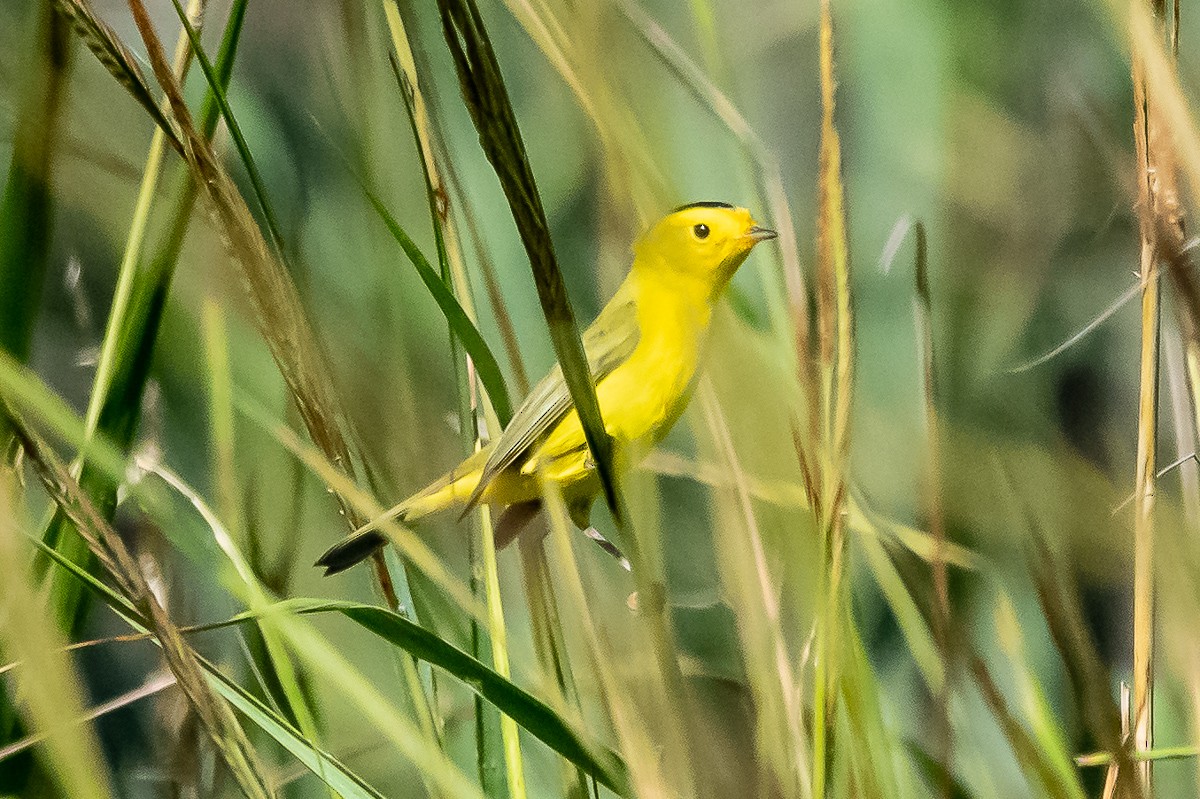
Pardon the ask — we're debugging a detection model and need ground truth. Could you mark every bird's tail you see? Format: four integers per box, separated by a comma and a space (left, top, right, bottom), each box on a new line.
315, 464, 481, 576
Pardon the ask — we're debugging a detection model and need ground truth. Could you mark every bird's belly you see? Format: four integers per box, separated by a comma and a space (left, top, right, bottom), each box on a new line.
527, 336, 701, 480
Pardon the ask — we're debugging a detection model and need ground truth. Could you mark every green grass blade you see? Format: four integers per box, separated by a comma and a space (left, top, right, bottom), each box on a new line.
203, 302, 322, 740
434, 0, 619, 516
203, 663, 387, 799
11, 416, 275, 799
856, 525, 944, 695
0, 355, 477, 798
123, 0, 370, 543
353, 172, 513, 426
36, 0, 245, 640
313, 600, 629, 795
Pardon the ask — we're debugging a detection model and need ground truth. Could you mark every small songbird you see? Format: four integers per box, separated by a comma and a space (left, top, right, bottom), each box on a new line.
316, 202, 777, 575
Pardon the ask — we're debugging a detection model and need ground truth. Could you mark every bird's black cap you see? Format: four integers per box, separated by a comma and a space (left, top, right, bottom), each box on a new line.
672, 201, 735, 213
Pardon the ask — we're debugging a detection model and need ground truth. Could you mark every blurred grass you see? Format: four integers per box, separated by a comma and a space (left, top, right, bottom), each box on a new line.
5, 0, 1200, 797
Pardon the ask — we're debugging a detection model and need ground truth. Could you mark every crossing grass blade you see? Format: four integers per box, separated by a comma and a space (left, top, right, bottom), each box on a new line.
51, 0, 184, 155
310, 600, 627, 795
121, 0, 384, 565
2, 349, 627, 794
9, 414, 275, 799
0, 352, 484, 798
36, 0, 244, 649
22, 538, 389, 799
350, 164, 513, 427
434, 0, 620, 517
164, 0, 289, 261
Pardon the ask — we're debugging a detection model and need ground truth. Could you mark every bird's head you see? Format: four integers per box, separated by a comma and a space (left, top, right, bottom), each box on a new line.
634, 202, 777, 296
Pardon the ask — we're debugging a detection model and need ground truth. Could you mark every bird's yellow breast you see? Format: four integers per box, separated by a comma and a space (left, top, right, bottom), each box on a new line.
523, 271, 712, 482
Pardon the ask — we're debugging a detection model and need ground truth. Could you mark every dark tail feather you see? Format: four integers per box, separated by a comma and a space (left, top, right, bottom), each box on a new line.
493, 501, 542, 549
315, 529, 388, 576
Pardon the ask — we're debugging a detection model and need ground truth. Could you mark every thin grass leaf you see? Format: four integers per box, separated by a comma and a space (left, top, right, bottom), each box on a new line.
120, 0, 405, 617
376, 14, 506, 792
303, 600, 628, 795
0, 353, 483, 798
993, 594, 1088, 799
203, 663, 387, 799
1129, 8, 1169, 790
0, 672, 177, 762
839, 622, 902, 799
541, 485, 672, 798
967, 652, 1083, 799
434, 0, 619, 516
26, 542, 390, 799
36, 0, 245, 641
235, 393, 486, 620
202, 303, 321, 744
124, 0, 354, 485
9, 414, 275, 799
475, 503, 527, 799
52, 0, 184, 155
1077, 746, 1200, 767
994, 467, 1141, 798
697, 382, 808, 794
856, 524, 944, 694
350, 166, 513, 425
164, 0, 289, 261
616, 0, 805, 351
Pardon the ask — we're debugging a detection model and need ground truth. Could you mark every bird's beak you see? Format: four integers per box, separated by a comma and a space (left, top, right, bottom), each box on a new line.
745, 225, 778, 243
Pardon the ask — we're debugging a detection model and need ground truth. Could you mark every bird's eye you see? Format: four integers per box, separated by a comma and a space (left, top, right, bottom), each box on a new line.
693, 223, 710, 240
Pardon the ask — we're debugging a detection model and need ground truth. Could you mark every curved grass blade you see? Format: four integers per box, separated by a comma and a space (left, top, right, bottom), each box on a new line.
0, 360, 472, 798
347, 160, 513, 425
52, 0, 184, 155
203, 663, 387, 799
309, 601, 629, 796
433, 0, 619, 517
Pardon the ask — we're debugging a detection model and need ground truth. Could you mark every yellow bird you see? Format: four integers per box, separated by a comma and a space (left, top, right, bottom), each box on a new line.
317, 202, 777, 575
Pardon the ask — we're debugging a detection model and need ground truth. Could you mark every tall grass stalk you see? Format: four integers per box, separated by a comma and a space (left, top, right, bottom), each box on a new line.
1129, 0, 1184, 792
383, 7, 518, 794
82, 0, 202, 444
540, 485, 674, 798
699, 381, 809, 795
813, 1, 853, 794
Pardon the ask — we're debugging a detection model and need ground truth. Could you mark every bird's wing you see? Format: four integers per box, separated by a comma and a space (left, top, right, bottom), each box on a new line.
465, 280, 640, 509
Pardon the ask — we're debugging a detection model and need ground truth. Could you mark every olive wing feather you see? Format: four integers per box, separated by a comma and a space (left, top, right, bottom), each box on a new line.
465, 281, 640, 509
